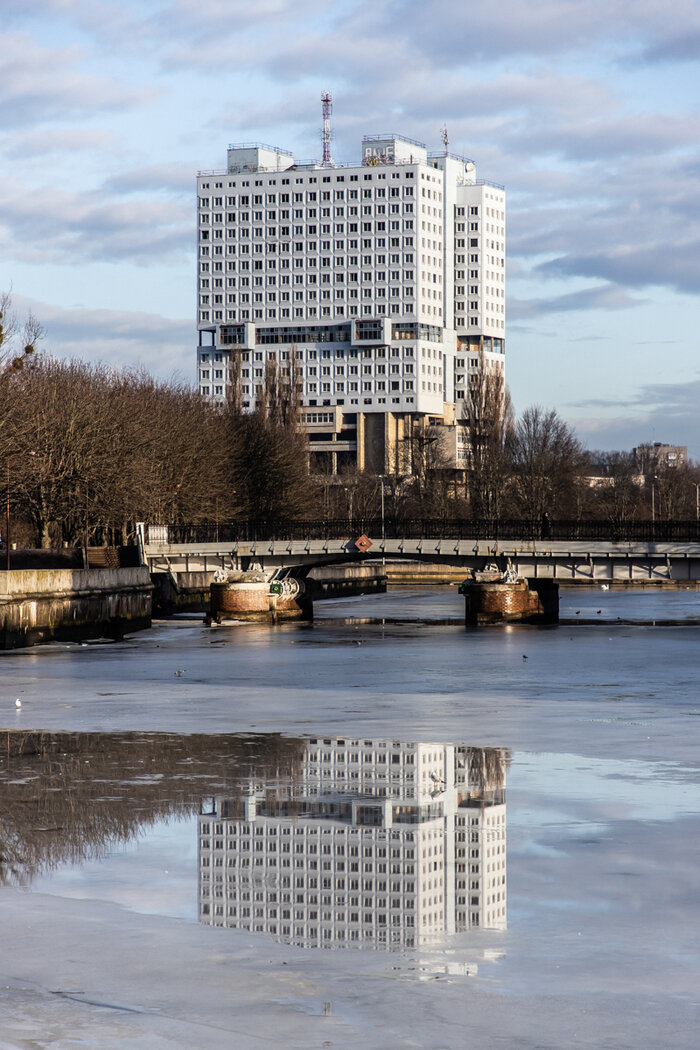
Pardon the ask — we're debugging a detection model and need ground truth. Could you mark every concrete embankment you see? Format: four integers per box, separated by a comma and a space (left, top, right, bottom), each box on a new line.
383, 562, 466, 586
152, 571, 212, 615
0, 567, 152, 649
307, 564, 387, 599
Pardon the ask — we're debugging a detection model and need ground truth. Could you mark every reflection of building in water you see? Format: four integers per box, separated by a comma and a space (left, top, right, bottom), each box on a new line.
198, 738, 507, 949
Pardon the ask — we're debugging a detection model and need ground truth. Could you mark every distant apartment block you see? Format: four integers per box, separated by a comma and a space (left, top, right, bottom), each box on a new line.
633, 442, 688, 473
198, 736, 507, 952
196, 130, 505, 473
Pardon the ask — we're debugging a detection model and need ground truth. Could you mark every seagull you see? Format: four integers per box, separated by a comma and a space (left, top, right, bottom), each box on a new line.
15, 698, 21, 708
174, 669, 186, 677
600, 584, 609, 591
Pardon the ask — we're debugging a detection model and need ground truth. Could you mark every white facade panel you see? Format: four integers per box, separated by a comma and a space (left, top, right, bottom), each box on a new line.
196, 132, 505, 441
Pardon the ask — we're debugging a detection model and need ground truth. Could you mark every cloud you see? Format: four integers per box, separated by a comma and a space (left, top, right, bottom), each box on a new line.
0, 179, 191, 265
509, 285, 645, 320
18, 0, 700, 70
381, 0, 700, 63
0, 33, 146, 130
102, 164, 194, 196
565, 378, 700, 457
9, 293, 193, 380
640, 28, 700, 62
7, 0, 325, 75
0, 127, 115, 160
571, 377, 700, 415
537, 241, 700, 297
506, 112, 700, 163
504, 143, 700, 295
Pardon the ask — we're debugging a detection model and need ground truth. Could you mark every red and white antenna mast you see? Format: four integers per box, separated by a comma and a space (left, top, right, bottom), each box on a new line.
321, 92, 335, 167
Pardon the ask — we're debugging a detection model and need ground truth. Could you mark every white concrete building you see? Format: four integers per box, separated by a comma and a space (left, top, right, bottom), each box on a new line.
196, 134, 505, 472
198, 737, 507, 950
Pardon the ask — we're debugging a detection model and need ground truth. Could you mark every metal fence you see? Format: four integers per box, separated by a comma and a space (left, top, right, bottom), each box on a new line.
154, 519, 700, 545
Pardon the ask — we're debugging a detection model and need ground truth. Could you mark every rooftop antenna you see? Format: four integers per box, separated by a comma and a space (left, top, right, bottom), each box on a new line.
321, 92, 336, 167
441, 124, 449, 155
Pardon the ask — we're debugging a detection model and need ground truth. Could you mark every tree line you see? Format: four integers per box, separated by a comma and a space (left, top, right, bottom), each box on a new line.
0, 352, 312, 548
1, 302, 697, 548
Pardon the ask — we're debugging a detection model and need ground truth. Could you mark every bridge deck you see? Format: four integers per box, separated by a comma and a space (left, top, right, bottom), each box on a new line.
143, 535, 700, 583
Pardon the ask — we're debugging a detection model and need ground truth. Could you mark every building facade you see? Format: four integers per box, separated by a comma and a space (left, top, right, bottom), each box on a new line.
196, 134, 505, 473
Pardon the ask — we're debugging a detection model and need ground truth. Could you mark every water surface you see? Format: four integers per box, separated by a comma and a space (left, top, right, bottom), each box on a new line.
0, 588, 698, 1048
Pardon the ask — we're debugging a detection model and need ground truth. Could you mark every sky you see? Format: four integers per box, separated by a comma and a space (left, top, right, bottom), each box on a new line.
1, 0, 699, 456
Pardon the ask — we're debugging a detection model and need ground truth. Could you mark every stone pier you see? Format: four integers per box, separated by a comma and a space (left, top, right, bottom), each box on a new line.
460, 574, 559, 625
208, 571, 312, 623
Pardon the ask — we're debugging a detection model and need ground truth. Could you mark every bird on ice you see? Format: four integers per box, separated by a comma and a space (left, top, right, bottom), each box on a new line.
174, 669, 186, 677
15, 698, 21, 708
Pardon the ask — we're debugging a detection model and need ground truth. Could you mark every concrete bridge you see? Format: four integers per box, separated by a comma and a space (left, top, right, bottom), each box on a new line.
140, 521, 700, 585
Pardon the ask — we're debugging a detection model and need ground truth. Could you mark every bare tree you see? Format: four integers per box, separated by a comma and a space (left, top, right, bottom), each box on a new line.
1, 356, 233, 546
463, 364, 513, 522
588, 451, 643, 526
403, 420, 454, 519
510, 406, 588, 523
652, 462, 698, 521
224, 357, 313, 521
0, 292, 42, 387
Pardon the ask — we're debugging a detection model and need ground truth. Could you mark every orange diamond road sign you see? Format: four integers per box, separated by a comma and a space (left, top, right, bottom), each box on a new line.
355, 534, 373, 552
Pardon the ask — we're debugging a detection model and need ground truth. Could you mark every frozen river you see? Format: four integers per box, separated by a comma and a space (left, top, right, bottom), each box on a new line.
1, 586, 699, 1048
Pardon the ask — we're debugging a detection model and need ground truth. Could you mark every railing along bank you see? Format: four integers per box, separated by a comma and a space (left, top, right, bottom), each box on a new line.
148, 520, 700, 545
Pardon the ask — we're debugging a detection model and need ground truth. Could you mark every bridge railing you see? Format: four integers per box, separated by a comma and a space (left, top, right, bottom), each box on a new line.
150, 519, 700, 545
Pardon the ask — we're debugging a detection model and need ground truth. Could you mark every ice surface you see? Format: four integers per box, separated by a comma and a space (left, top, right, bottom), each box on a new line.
1, 588, 699, 1048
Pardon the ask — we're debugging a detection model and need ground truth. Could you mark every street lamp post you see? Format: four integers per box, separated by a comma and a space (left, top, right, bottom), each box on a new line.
651, 477, 656, 523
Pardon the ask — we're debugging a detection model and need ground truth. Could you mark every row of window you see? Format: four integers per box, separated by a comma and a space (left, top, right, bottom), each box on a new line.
201, 269, 419, 288
200, 203, 417, 222
200, 303, 444, 323
199, 236, 417, 258
199, 180, 416, 208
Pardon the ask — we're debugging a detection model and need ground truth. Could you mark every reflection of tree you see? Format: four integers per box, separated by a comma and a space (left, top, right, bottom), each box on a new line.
463, 746, 510, 804
0, 731, 304, 886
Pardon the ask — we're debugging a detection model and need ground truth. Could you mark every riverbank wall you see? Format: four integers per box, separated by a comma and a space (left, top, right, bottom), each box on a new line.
383, 562, 467, 586
307, 564, 387, 600
0, 567, 153, 649
383, 561, 700, 589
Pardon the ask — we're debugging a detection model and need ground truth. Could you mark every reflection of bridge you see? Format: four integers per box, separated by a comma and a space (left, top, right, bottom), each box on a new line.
141, 520, 700, 583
